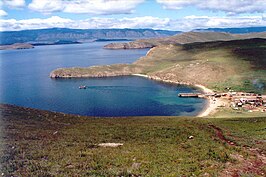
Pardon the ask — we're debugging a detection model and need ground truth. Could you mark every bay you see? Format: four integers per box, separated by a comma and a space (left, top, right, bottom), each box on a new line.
0, 42, 206, 116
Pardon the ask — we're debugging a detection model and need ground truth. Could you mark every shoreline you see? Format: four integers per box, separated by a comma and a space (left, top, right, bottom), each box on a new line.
132, 74, 220, 117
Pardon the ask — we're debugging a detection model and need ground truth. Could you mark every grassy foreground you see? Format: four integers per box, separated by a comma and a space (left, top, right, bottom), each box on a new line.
0, 104, 265, 176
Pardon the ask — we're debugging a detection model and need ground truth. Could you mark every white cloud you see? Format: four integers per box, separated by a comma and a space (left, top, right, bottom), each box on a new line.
28, 0, 144, 15
0, 10, 8, 16
28, 0, 64, 14
3, 0, 25, 8
0, 16, 170, 31
157, 0, 266, 14
179, 15, 266, 30
0, 16, 73, 31
1, 15, 266, 31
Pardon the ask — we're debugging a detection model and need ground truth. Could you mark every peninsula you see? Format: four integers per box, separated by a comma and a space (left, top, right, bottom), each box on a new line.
50, 32, 266, 116
50, 32, 266, 93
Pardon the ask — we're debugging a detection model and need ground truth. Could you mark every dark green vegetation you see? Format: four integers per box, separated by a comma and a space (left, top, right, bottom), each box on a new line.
1, 104, 265, 176
51, 37, 266, 94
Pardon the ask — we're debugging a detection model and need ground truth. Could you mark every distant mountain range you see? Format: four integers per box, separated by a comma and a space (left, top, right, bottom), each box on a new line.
1, 26, 266, 45
194, 26, 266, 34
0, 28, 180, 45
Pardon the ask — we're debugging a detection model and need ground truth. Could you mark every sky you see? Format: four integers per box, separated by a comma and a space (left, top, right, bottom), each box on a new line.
0, 0, 266, 31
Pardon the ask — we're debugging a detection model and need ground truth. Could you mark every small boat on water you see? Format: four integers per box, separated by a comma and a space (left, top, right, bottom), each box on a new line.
79, 85, 87, 89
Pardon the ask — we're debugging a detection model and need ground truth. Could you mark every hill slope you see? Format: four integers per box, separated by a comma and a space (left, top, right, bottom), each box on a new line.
51, 38, 266, 93
1, 104, 265, 176
104, 31, 266, 49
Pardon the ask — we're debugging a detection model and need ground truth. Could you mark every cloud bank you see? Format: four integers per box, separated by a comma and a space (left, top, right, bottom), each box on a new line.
157, 0, 266, 14
1, 15, 266, 31
1, 0, 266, 16
28, 0, 144, 15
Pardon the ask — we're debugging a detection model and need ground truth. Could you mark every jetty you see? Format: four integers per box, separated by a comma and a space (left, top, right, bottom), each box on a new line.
179, 91, 266, 113
178, 93, 202, 97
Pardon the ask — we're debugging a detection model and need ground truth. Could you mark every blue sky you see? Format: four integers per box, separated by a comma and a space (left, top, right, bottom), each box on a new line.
2, 0, 226, 20
0, 0, 266, 31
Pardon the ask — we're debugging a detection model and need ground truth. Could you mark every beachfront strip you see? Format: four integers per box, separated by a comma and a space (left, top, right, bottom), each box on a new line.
179, 91, 266, 113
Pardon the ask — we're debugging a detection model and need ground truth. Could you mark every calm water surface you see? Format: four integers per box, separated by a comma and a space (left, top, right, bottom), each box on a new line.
0, 42, 206, 116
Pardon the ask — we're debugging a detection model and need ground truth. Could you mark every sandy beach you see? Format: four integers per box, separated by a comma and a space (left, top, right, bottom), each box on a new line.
132, 74, 223, 117
197, 97, 226, 117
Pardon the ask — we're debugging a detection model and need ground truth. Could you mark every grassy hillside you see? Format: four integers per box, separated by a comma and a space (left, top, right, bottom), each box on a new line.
0, 104, 265, 176
103, 31, 266, 49
51, 38, 266, 93
138, 38, 266, 93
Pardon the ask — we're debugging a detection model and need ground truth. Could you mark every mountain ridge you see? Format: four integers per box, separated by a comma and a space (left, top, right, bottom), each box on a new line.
1, 26, 266, 45
0, 28, 180, 45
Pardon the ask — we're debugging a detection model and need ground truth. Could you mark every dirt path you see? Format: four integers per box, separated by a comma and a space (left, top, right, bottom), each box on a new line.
209, 124, 266, 176
209, 125, 236, 146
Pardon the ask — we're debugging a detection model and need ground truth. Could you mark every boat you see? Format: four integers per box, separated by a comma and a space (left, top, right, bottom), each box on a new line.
79, 85, 87, 89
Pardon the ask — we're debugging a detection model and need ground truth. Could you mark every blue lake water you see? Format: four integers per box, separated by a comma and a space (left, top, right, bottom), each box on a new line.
0, 42, 206, 116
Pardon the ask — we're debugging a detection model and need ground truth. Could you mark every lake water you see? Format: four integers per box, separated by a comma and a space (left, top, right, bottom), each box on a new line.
0, 42, 206, 116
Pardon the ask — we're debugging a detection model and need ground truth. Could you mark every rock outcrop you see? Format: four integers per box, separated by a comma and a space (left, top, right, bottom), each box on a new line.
104, 42, 155, 49
0, 43, 34, 50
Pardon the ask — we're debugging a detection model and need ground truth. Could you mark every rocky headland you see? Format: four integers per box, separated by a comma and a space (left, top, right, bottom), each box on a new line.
104, 41, 155, 49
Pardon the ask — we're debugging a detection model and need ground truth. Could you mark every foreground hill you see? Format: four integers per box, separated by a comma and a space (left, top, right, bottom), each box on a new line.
51, 38, 266, 94
0, 104, 265, 176
0, 28, 180, 45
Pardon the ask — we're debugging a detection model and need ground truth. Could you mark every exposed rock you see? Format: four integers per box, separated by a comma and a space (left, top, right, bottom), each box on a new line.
104, 42, 155, 49
50, 64, 142, 78
98, 143, 123, 147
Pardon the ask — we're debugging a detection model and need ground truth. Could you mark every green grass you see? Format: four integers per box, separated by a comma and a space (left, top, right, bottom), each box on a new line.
1, 104, 265, 176
135, 39, 266, 93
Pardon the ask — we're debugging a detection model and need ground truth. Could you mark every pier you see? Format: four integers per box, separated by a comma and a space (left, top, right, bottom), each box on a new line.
178, 93, 202, 97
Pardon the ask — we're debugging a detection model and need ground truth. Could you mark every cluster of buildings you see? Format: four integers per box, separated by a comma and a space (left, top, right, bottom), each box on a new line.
178, 91, 266, 113
227, 92, 266, 112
